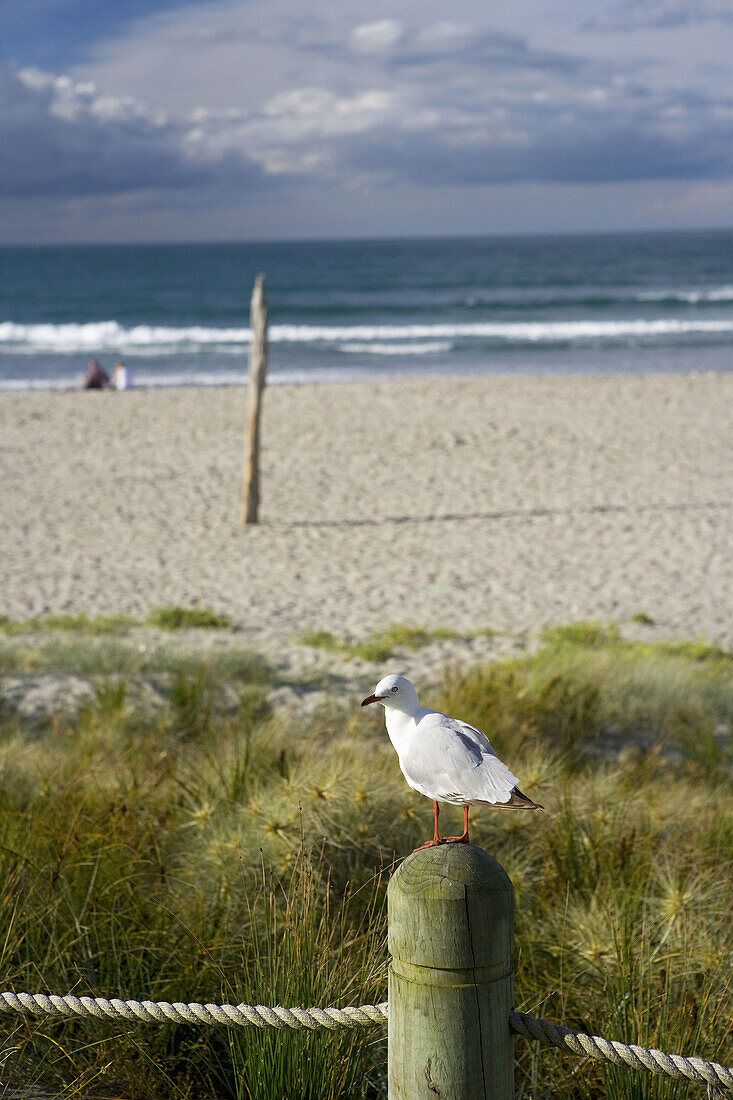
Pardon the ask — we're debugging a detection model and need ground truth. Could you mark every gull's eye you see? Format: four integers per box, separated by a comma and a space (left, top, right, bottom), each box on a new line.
391, 686, 399, 693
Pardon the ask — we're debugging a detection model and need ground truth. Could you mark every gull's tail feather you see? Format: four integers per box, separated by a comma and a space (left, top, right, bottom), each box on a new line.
509, 786, 544, 810
481, 786, 544, 810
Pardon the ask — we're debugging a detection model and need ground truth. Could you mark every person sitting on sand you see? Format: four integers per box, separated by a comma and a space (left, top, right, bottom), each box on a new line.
83, 359, 111, 389
112, 361, 131, 390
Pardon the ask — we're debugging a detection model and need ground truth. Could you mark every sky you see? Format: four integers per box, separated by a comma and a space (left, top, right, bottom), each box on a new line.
2, 0, 733, 243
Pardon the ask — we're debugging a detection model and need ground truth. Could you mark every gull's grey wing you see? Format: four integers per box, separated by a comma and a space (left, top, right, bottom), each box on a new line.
402, 711, 520, 804
451, 718, 499, 759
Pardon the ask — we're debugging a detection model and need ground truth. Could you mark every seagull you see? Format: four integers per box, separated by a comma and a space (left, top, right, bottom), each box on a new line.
362, 673, 543, 849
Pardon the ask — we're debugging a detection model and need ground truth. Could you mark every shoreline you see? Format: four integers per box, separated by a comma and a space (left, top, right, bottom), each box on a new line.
2, 372, 731, 672
1, 357, 730, 395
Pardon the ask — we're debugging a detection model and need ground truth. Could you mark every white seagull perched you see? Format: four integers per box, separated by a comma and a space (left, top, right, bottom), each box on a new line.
362, 673, 543, 849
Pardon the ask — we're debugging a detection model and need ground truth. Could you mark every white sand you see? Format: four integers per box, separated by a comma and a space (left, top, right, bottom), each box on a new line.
1, 374, 731, 670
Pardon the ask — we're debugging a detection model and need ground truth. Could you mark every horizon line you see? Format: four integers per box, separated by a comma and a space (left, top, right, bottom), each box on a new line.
3, 224, 733, 249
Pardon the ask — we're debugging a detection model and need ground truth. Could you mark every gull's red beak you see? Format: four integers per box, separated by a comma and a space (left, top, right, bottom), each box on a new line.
361, 693, 382, 707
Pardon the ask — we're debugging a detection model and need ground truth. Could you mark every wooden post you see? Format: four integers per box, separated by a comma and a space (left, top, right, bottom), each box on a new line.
387, 843, 515, 1099
242, 273, 268, 525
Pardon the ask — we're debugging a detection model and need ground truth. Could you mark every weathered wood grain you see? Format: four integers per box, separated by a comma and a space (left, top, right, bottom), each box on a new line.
388, 843, 515, 1098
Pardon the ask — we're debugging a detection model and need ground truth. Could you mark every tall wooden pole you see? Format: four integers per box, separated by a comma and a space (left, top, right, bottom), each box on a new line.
387, 843, 515, 1098
242, 273, 268, 525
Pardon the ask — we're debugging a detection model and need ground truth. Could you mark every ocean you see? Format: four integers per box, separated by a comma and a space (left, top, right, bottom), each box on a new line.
1, 231, 732, 391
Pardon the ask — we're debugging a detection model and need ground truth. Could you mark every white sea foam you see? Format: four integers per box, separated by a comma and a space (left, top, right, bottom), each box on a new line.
338, 341, 452, 355
0, 377, 72, 392
271, 319, 733, 342
0, 321, 251, 353
0, 367, 397, 393
637, 285, 733, 304
0, 370, 247, 393
2, 316, 733, 356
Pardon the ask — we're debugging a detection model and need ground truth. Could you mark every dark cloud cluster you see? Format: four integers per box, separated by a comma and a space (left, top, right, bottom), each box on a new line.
341, 105, 733, 187
586, 0, 733, 31
251, 27, 733, 190
0, 62, 265, 199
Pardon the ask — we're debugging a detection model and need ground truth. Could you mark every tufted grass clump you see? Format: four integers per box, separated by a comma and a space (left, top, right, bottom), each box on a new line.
298, 629, 345, 653
0, 636, 269, 686
0, 611, 138, 635
437, 620, 733, 767
146, 605, 234, 631
0, 623, 731, 1097
299, 622, 463, 662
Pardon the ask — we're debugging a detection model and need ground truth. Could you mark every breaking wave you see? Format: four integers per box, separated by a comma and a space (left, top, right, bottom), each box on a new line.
2, 317, 733, 356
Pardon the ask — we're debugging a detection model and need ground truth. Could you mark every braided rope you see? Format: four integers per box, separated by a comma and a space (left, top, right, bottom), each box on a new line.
0, 992, 387, 1032
2, 992, 731, 1091
510, 1010, 733, 1092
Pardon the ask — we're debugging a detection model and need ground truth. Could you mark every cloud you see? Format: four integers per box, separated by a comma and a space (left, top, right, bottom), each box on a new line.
345, 19, 584, 75
350, 20, 404, 55
586, 0, 733, 31
3, 6, 733, 218
340, 103, 733, 187
0, 62, 267, 199
233, 66, 733, 188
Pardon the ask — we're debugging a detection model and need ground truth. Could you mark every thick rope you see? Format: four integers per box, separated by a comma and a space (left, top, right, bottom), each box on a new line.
0, 992, 387, 1032
2, 992, 731, 1091
510, 1010, 733, 1093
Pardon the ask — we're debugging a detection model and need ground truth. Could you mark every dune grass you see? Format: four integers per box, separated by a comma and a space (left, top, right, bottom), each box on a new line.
0, 611, 138, 636
0, 636, 269, 686
146, 606, 234, 631
438, 621, 733, 768
0, 623, 731, 1097
0, 605, 235, 637
298, 622, 487, 662
630, 611, 655, 626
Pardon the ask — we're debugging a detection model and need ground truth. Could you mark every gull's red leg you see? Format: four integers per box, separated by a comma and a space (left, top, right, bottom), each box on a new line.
413, 800, 443, 851
444, 805, 470, 844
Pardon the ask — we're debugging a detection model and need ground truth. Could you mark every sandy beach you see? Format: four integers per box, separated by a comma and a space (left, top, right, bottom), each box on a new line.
1, 373, 731, 671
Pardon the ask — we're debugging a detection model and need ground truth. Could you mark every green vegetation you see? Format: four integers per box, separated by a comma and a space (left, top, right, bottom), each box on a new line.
0, 636, 268, 684
440, 621, 733, 769
0, 623, 730, 1097
541, 619, 623, 649
298, 628, 344, 653
0, 611, 137, 635
630, 611, 655, 625
0, 606, 235, 636
299, 622, 477, 661
146, 606, 234, 630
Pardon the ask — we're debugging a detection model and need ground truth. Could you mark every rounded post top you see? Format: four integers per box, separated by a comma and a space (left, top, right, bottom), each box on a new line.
391, 843, 513, 897
388, 843, 514, 971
